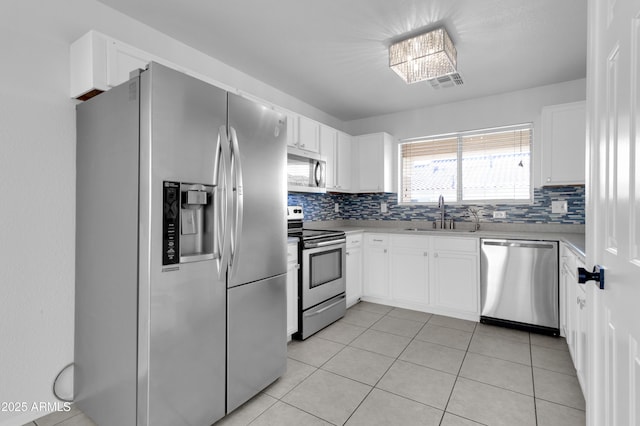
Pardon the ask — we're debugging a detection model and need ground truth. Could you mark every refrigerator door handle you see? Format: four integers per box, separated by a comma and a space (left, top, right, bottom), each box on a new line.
229, 126, 244, 280
215, 125, 233, 279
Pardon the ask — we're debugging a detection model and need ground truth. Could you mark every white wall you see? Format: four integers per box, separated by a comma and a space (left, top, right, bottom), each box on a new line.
344, 78, 587, 188
0, 1, 341, 425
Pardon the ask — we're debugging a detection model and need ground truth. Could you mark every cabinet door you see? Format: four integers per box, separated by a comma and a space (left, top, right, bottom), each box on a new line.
565, 266, 577, 358
356, 134, 383, 191
363, 235, 389, 299
286, 113, 299, 148
346, 245, 363, 307
320, 125, 337, 189
336, 132, 352, 191
559, 263, 568, 337
107, 40, 150, 89
431, 252, 479, 314
71, 31, 150, 99
541, 101, 586, 185
298, 116, 320, 153
353, 133, 393, 192
286, 244, 298, 337
574, 257, 587, 393
390, 247, 429, 305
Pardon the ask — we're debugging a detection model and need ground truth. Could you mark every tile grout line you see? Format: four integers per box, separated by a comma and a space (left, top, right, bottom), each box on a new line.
340, 306, 458, 424
530, 332, 539, 426
339, 307, 395, 425
282, 303, 578, 425
440, 321, 478, 424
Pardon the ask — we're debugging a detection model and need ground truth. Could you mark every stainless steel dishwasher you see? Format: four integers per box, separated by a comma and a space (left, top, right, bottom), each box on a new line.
480, 239, 559, 335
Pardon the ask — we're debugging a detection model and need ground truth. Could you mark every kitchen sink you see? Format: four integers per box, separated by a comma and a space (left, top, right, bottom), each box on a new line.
403, 228, 476, 233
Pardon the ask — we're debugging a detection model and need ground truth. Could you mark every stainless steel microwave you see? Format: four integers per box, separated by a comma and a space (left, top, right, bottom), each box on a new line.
287, 150, 326, 193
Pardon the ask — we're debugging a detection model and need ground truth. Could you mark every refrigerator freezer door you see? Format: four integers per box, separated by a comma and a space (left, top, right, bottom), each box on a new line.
227, 94, 288, 287
139, 63, 227, 426
227, 274, 287, 413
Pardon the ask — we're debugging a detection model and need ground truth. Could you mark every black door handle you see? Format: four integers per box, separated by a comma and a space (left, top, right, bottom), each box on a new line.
577, 265, 605, 289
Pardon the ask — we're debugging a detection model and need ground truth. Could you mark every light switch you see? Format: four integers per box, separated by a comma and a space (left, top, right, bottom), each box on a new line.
334, 203, 339, 213
551, 200, 568, 214
381, 202, 388, 213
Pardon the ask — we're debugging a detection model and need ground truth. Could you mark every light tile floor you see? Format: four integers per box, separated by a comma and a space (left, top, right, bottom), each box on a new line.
28, 302, 585, 426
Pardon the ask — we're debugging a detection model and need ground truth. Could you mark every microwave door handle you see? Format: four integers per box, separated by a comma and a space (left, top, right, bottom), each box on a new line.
314, 161, 321, 186
216, 125, 232, 279
229, 126, 244, 280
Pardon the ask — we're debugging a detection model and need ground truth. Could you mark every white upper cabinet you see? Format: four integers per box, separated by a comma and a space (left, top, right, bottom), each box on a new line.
353, 132, 393, 193
286, 113, 300, 148
71, 31, 151, 99
336, 132, 352, 191
319, 124, 338, 189
297, 115, 321, 153
284, 112, 324, 154
321, 128, 353, 192
541, 101, 586, 186
287, 114, 320, 154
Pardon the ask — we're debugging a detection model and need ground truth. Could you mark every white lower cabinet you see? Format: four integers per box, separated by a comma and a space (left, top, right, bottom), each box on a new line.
346, 233, 363, 307
561, 242, 587, 393
389, 235, 429, 307
286, 242, 299, 338
363, 234, 390, 299
362, 233, 480, 320
430, 237, 479, 317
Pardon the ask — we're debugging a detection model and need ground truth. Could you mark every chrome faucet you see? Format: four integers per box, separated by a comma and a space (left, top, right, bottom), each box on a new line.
437, 194, 445, 229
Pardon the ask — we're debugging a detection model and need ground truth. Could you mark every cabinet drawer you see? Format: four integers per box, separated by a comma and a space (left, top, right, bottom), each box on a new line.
390, 234, 429, 249
347, 233, 363, 248
365, 234, 388, 246
432, 236, 478, 253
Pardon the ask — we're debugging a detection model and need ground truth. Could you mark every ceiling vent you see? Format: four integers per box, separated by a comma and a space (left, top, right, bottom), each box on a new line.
427, 72, 464, 89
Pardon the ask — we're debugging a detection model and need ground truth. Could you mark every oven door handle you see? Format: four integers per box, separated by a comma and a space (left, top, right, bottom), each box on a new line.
304, 238, 346, 249
303, 296, 345, 317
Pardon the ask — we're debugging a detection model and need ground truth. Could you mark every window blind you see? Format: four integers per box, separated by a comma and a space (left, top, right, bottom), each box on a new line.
400, 124, 532, 204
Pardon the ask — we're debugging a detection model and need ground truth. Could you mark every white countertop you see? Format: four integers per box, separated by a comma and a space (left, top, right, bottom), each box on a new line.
305, 222, 586, 257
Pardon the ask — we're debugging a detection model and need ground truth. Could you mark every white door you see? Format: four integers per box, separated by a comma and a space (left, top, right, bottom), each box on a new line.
587, 0, 640, 424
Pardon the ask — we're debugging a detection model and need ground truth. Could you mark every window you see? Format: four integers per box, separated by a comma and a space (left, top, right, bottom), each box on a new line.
400, 124, 532, 204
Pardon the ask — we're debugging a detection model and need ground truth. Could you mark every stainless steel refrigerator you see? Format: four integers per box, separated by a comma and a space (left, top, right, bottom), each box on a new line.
74, 62, 287, 426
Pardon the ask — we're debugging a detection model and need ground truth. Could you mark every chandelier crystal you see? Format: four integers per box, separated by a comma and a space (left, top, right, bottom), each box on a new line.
389, 27, 457, 84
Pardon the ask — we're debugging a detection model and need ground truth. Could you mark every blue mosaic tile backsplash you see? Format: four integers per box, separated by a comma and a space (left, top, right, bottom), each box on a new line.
288, 186, 585, 224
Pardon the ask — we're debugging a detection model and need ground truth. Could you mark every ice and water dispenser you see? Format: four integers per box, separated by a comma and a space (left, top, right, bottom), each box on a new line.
162, 181, 215, 266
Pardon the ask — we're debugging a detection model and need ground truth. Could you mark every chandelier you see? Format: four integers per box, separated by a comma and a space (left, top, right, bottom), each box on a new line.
389, 27, 457, 84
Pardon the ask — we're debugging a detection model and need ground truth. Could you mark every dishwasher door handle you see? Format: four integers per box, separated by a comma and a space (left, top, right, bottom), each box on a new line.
482, 241, 555, 250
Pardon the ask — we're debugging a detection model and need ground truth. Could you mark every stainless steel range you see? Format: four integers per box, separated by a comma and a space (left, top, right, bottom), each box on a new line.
288, 206, 346, 339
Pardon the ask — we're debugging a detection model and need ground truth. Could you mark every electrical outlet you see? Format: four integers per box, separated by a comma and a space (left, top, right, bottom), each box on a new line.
381, 202, 388, 213
493, 211, 506, 219
334, 203, 339, 213
552, 200, 568, 214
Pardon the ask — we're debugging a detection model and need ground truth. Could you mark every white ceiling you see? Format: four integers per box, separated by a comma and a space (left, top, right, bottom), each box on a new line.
96, 0, 587, 121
